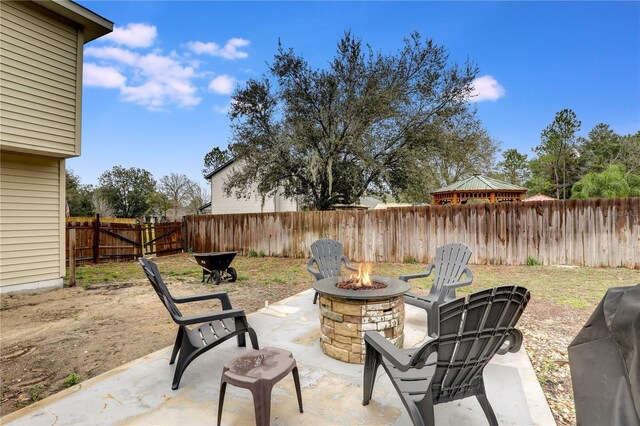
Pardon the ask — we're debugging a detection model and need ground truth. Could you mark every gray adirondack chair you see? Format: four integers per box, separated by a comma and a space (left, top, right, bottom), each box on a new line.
307, 238, 358, 304
363, 285, 530, 426
139, 257, 259, 389
401, 243, 473, 336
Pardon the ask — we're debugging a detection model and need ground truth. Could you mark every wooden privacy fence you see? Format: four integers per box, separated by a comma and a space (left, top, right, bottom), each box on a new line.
183, 198, 640, 269
66, 215, 183, 266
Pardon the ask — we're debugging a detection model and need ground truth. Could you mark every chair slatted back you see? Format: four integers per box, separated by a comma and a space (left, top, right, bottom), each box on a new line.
431, 286, 530, 403
310, 239, 345, 279
432, 243, 472, 294
139, 258, 183, 319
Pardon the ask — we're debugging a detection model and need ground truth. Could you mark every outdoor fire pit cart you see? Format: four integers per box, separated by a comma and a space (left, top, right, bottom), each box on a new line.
194, 252, 238, 285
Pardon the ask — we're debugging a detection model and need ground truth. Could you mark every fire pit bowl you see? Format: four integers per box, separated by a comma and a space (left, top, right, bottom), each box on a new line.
314, 276, 409, 300
314, 276, 409, 364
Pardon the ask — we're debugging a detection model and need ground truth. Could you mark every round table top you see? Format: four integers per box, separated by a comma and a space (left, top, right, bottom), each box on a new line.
223, 347, 295, 384
313, 275, 409, 300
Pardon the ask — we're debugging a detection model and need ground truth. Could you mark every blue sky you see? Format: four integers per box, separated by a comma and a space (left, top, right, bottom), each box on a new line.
73, 1, 640, 188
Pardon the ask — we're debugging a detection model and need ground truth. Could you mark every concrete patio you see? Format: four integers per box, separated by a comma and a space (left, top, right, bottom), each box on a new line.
2, 288, 555, 425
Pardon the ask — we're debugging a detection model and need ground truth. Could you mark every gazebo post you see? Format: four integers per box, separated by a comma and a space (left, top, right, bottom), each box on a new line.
453, 193, 458, 204
490, 192, 496, 203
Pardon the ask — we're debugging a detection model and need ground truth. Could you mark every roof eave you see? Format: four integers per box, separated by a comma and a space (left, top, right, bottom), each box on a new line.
33, 0, 113, 43
204, 158, 235, 180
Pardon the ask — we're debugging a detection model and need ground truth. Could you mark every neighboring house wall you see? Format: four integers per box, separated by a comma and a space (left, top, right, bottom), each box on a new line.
0, 0, 111, 294
209, 162, 299, 214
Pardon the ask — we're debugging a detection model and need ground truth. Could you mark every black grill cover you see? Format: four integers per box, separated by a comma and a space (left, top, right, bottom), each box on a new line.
568, 284, 640, 426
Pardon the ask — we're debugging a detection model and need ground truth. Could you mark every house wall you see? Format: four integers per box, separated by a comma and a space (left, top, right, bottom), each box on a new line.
0, 1, 110, 294
0, 153, 65, 293
0, 0, 83, 158
210, 163, 299, 214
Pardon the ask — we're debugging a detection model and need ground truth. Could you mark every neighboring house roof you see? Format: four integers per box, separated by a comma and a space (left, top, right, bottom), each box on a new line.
523, 193, 556, 202
204, 159, 235, 180
373, 203, 418, 209
198, 202, 212, 213
431, 174, 528, 194
35, 0, 113, 42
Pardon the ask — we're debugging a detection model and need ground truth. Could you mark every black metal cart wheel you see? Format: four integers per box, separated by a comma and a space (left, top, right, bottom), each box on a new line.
227, 267, 237, 283
211, 269, 221, 285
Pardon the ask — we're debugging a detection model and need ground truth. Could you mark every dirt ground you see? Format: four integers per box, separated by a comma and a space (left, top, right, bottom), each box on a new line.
0, 265, 309, 417
1, 255, 636, 424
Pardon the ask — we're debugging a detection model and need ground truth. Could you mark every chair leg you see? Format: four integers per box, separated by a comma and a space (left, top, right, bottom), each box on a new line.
217, 381, 227, 426
313, 291, 319, 304
291, 366, 303, 413
171, 333, 198, 390
237, 332, 246, 348
410, 390, 434, 426
476, 381, 498, 426
247, 328, 260, 350
251, 385, 272, 426
170, 327, 184, 365
362, 344, 381, 406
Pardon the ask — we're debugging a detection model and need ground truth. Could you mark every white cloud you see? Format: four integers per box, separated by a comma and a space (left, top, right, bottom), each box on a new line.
209, 75, 236, 95
85, 46, 138, 65
102, 23, 157, 48
83, 63, 126, 88
188, 38, 250, 60
84, 22, 248, 110
121, 53, 200, 109
470, 75, 506, 102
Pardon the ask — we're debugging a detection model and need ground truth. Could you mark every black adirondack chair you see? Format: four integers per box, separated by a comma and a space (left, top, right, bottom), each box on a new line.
401, 243, 474, 336
139, 257, 259, 389
307, 238, 359, 304
363, 285, 530, 426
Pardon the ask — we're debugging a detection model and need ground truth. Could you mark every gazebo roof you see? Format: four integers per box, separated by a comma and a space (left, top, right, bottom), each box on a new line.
431, 174, 527, 194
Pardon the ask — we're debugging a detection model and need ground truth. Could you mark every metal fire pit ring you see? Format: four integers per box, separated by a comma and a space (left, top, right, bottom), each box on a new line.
313, 276, 409, 300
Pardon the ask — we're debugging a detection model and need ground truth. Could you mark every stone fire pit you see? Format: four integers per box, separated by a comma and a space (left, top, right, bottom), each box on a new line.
313, 276, 409, 364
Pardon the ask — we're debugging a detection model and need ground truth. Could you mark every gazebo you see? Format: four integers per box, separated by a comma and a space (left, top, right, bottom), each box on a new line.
431, 174, 528, 205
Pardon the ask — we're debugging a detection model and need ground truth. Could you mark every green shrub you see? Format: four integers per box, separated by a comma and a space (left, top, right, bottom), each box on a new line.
64, 373, 81, 388
258, 250, 266, 258
248, 249, 257, 257
526, 257, 540, 266
30, 385, 44, 402
404, 255, 417, 264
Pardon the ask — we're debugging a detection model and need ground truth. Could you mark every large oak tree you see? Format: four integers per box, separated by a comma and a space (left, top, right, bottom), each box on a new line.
225, 32, 478, 210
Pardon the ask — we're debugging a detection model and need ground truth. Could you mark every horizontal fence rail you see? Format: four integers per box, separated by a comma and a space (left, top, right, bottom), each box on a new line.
184, 198, 640, 269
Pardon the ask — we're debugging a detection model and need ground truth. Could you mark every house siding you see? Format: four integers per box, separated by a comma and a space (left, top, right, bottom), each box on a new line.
0, 0, 81, 158
210, 164, 299, 214
0, 153, 65, 290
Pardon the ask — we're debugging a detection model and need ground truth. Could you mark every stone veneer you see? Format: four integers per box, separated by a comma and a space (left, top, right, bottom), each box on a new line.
318, 294, 405, 364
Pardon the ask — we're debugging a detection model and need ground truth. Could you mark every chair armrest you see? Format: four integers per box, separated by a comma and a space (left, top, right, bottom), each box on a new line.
174, 308, 247, 326
399, 264, 435, 282
404, 292, 435, 312
343, 256, 359, 272
307, 258, 323, 280
437, 268, 473, 303
173, 291, 233, 310
364, 332, 413, 371
497, 328, 523, 355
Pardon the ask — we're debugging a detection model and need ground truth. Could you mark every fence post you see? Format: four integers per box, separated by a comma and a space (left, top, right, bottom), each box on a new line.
68, 228, 76, 287
182, 218, 187, 253
93, 214, 100, 263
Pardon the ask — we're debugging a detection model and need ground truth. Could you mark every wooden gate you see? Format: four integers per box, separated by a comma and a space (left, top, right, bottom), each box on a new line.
142, 221, 183, 256
67, 216, 183, 266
